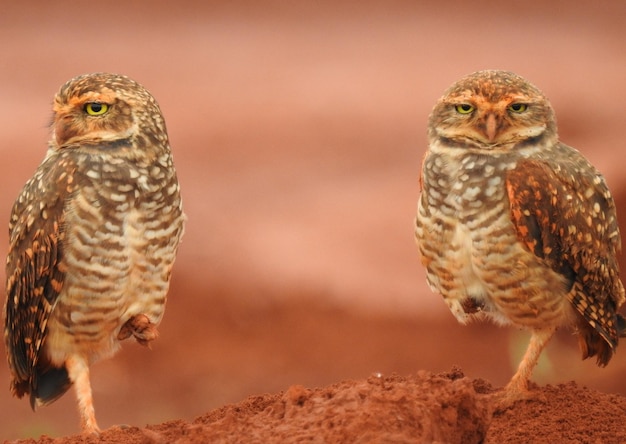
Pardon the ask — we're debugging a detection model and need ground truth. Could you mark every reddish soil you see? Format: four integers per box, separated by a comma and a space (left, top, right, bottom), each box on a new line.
9, 367, 626, 443
2, 1, 626, 443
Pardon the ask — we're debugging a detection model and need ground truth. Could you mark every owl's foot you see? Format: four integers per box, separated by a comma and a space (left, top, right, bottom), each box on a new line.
493, 377, 546, 412
492, 327, 554, 412
82, 423, 101, 436
118, 314, 159, 347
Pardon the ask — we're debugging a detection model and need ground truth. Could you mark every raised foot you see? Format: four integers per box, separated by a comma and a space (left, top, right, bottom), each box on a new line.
117, 314, 159, 347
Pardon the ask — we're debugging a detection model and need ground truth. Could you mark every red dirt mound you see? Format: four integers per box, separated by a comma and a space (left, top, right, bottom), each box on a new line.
9, 368, 626, 444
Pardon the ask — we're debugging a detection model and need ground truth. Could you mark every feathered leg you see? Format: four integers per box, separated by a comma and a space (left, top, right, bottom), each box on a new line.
507, 327, 555, 392
66, 355, 100, 434
500, 327, 555, 405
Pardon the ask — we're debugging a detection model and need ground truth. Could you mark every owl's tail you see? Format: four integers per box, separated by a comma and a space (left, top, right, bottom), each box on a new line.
30, 365, 72, 410
618, 313, 626, 337
577, 312, 626, 367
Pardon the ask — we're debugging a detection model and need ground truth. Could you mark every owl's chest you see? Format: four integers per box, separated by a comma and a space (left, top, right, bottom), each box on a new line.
417, 150, 569, 326
49, 176, 183, 354
421, 151, 514, 217
418, 150, 518, 268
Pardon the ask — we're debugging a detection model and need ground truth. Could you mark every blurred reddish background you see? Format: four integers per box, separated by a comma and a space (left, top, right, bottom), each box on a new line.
1, 1, 626, 440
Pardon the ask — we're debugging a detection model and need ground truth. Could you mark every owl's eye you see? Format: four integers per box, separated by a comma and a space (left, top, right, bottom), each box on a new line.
455, 104, 474, 114
84, 102, 109, 116
508, 103, 528, 113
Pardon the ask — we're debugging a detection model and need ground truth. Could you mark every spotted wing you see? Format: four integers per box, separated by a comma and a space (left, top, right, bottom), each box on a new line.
4, 154, 77, 403
505, 147, 624, 365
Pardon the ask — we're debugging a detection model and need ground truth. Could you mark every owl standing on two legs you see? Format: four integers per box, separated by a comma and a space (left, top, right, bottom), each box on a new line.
415, 70, 625, 401
4, 73, 185, 433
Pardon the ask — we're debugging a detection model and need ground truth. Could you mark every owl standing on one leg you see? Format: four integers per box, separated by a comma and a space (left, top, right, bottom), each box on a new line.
4, 73, 185, 434
415, 70, 625, 402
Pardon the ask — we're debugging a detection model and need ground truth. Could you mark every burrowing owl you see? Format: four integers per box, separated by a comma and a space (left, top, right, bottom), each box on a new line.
4, 73, 185, 433
415, 70, 625, 399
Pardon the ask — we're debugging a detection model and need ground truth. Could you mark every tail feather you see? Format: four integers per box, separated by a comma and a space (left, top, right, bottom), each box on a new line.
617, 314, 626, 337
569, 281, 624, 366
29, 366, 72, 410
577, 321, 614, 366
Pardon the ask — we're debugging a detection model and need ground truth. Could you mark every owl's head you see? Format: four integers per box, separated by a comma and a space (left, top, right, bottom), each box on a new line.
428, 70, 557, 150
51, 73, 169, 157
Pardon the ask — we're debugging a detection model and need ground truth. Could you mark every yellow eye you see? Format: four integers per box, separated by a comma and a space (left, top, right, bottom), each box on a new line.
84, 102, 109, 116
455, 104, 474, 114
508, 103, 528, 113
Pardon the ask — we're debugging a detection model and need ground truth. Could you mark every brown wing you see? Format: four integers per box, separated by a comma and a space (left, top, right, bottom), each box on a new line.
4, 154, 77, 403
506, 149, 625, 365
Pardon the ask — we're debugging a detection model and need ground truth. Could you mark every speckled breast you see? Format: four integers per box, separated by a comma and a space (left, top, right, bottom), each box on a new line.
415, 146, 571, 329
45, 151, 184, 365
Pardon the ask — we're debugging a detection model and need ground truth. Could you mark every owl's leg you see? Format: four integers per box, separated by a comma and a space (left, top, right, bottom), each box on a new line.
496, 327, 555, 409
507, 327, 555, 392
66, 355, 100, 434
117, 314, 159, 347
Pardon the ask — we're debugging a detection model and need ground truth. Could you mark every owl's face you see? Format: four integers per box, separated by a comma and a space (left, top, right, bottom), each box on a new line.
428, 70, 557, 150
51, 73, 168, 159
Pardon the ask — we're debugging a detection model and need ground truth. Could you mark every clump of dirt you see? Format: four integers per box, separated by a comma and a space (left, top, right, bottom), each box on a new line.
183, 367, 491, 444
9, 368, 626, 444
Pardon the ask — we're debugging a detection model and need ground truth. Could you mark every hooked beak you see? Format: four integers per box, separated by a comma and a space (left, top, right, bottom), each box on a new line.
485, 113, 497, 143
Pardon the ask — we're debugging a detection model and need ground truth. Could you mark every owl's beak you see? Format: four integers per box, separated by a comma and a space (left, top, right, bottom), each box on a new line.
485, 113, 497, 143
